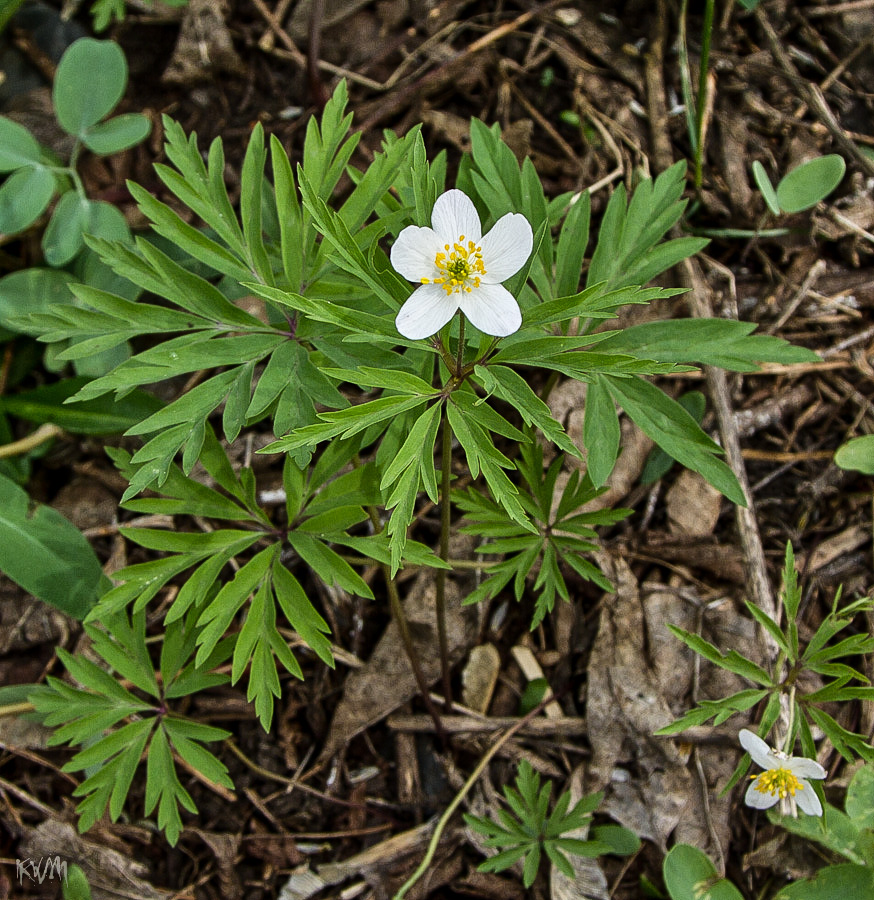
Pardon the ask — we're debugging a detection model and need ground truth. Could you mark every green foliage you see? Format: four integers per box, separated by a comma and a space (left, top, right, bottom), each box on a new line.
62, 865, 93, 900
32, 83, 426, 500
771, 763, 874, 890
0, 38, 149, 248
776, 865, 874, 900
0, 378, 163, 434
455, 438, 627, 627
663, 844, 743, 900
464, 760, 638, 887
0, 472, 105, 618
0, 37, 148, 388
640, 391, 706, 485
14, 80, 822, 854
29, 607, 232, 846
585, 161, 707, 292
662, 781, 874, 900
835, 434, 874, 475
92, 431, 372, 730
752, 155, 846, 216
658, 544, 874, 787
88, 0, 188, 32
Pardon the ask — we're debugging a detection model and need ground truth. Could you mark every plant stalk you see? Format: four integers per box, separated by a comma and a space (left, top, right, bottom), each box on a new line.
360, 490, 446, 743
385, 572, 447, 745
435, 408, 454, 711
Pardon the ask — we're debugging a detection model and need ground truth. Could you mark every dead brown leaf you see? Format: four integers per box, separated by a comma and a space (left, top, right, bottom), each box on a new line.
18, 819, 170, 900
584, 552, 761, 861
461, 643, 501, 714
162, 0, 245, 85
665, 469, 723, 537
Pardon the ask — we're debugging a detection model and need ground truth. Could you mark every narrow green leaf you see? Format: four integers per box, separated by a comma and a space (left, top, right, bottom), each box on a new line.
604, 375, 745, 506
583, 376, 619, 487
554, 192, 590, 298
752, 160, 780, 216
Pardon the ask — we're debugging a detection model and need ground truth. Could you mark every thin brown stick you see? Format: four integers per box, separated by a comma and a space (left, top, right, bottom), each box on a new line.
755, 8, 874, 178
434, 410, 454, 712
387, 714, 587, 736
683, 257, 776, 624
359, 0, 566, 131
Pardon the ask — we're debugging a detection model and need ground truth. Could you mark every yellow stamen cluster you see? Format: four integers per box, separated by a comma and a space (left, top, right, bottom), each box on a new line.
751, 768, 803, 799
421, 235, 486, 295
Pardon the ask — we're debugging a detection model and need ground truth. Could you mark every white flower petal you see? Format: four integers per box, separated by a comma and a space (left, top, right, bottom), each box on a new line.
739, 729, 776, 770
745, 777, 779, 810
788, 758, 827, 780
479, 212, 533, 283
431, 189, 482, 243
395, 284, 459, 340
390, 225, 443, 282
458, 282, 521, 337
795, 781, 823, 816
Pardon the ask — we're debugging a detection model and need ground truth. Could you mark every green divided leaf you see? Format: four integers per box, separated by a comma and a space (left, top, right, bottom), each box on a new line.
597, 318, 819, 371
663, 625, 772, 685
586, 161, 708, 292
464, 760, 622, 889
456, 439, 620, 628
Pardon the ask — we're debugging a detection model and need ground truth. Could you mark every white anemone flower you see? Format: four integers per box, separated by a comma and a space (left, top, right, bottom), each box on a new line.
391, 189, 533, 340
739, 729, 826, 817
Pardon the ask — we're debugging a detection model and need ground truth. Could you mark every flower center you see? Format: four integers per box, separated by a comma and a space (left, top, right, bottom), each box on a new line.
752, 768, 803, 799
422, 235, 487, 295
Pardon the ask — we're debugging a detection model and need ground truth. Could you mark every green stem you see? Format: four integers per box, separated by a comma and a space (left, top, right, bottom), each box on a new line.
782, 685, 796, 755
540, 370, 560, 404
435, 407, 453, 710
455, 313, 466, 376
360, 485, 446, 742
385, 572, 447, 745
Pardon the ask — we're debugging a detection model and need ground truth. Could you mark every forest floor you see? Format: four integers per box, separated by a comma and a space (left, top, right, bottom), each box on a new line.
2, 0, 874, 898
